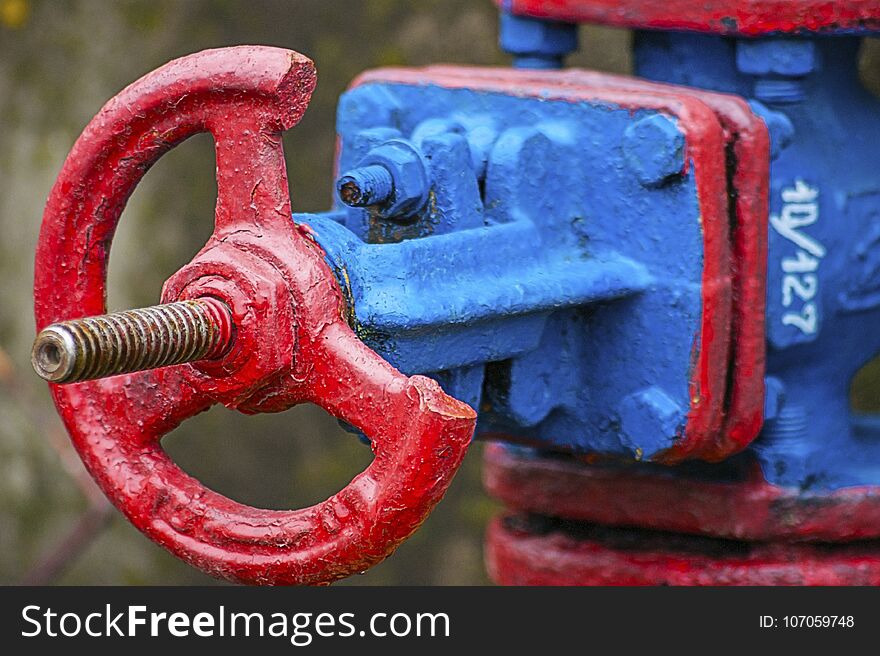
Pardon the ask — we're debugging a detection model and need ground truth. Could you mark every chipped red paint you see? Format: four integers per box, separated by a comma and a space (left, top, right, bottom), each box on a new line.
354, 66, 740, 462
486, 515, 880, 585
497, 0, 880, 35
484, 444, 880, 541
33, 46, 476, 586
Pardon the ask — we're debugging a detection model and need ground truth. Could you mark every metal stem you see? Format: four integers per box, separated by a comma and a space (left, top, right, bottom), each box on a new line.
32, 298, 233, 384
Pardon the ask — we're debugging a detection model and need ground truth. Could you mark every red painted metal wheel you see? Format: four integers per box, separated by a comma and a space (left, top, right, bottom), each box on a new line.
33, 46, 476, 585
487, 515, 880, 585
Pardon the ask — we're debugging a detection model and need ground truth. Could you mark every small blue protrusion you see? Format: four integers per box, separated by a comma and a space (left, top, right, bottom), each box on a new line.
749, 101, 795, 159
763, 376, 786, 422
499, 10, 578, 70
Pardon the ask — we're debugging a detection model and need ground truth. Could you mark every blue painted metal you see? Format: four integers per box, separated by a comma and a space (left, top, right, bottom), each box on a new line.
294, 78, 718, 461
634, 34, 880, 490
299, 15, 880, 493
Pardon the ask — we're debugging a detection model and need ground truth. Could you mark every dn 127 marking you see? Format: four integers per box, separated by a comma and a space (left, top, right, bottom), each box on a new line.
771, 180, 824, 336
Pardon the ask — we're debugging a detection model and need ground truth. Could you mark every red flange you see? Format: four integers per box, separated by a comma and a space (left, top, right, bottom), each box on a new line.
34, 46, 476, 585
484, 444, 880, 542
487, 515, 880, 585
497, 0, 880, 35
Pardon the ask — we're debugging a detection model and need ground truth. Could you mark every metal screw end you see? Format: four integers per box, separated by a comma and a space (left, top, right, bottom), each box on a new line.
336, 164, 394, 207
32, 298, 233, 384
31, 324, 79, 383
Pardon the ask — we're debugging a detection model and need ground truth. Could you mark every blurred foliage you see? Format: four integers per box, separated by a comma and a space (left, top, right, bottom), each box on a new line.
0, 0, 876, 585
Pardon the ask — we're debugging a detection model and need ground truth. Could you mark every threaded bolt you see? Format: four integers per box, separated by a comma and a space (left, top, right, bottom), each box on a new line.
754, 78, 806, 104
32, 298, 233, 384
337, 164, 394, 207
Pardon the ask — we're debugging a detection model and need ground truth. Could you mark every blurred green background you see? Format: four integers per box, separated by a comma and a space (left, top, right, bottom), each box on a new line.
0, 0, 877, 585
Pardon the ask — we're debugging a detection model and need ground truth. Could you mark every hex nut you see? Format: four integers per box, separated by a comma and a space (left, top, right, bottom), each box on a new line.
618, 386, 685, 457
622, 114, 686, 187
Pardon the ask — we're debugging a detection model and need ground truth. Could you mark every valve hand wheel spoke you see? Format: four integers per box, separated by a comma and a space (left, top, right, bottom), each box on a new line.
33, 46, 476, 585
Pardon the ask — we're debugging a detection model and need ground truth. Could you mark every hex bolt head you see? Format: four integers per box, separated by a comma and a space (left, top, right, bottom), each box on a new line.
622, 114, 686, 188
499, 10, 578, 68
349, 127, 403, 167
617, 386, 684, 458
735, 39, 817, 77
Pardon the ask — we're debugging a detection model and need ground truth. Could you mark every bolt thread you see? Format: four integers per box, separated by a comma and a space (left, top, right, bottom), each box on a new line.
754, 402, 810, 484
512, 56, 564, 70
762, 403, 808, 443
336, 165, 394, 207
754, 78, 805, 104
32, 298, 233, 384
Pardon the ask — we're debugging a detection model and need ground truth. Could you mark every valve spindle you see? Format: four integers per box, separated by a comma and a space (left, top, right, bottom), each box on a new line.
32, 298, 233, 384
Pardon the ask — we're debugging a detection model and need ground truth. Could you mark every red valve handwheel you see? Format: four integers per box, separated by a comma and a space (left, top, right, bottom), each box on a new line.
33, 46, 476, 585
